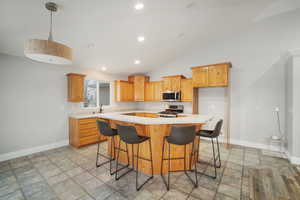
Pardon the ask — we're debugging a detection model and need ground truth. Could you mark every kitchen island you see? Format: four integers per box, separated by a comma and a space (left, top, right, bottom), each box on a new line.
95, 111, 211, 175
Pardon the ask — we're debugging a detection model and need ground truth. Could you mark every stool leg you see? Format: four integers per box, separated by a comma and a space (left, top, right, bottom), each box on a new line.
115, 139, 121, 180
149, 138, 154, 177
96, 142, 100, 167
216, 137, 221, 168
135, 139, 154, 191
167, 141, 171, 190
115, 141, 133, 181
136, 143, 139, 190
184, 143, 198, 188
109, 136, 114, 175
160, 137, 165, 175
160, 137, 170, 190
96, 140, 111, 168
211, 138, 217, 179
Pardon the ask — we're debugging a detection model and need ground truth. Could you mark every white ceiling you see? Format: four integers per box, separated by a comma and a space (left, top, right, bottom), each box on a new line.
0, 0, 298, 75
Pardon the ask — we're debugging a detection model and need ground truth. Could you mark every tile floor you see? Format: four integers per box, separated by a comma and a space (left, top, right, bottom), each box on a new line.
0, 141, 299, 200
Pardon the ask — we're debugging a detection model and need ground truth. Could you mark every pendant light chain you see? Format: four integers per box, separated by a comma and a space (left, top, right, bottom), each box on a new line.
48, 10, 53, 41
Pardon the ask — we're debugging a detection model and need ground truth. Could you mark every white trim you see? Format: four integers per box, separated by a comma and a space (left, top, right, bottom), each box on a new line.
203, 136, 300, 165
0, 140, 69, 162
285, 150, 300, 165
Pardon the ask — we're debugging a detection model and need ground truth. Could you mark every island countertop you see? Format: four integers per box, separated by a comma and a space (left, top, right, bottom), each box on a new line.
69, 110, 212, 125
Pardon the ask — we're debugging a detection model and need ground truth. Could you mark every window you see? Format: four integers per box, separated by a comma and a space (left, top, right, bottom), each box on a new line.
83, 80, 110, 108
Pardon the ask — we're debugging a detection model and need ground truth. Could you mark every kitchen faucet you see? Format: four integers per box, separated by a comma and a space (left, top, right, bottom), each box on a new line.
99, 104, 103, 113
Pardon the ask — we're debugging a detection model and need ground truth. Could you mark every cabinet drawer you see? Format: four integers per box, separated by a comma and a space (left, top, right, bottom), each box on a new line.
79, 118, 97, 125
79, 128, 98, 138
79, 123, 97, 130
79, 135, 100, 146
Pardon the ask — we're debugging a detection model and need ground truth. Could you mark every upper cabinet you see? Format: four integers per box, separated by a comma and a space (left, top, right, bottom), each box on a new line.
162, 75, 185, 91
192, 67, 208, 87
67, 73, 86, 102
115, 80, 134, 102
129, 76, 149, 101
192, 63, 231, 88
181, 78, 193, 102
145, 81, 162, 102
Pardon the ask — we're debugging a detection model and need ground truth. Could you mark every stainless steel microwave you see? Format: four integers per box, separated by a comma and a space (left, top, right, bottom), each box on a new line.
162, 91, 181, 102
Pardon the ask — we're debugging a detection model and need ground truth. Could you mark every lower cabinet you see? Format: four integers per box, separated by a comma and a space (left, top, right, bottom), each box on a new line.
69, 117, 107, 148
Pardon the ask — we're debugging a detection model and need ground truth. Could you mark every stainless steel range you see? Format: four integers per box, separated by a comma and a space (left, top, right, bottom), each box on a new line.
159, 105, 184, 118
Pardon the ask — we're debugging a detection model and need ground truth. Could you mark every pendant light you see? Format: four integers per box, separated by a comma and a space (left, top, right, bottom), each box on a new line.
24, 2, 72, 65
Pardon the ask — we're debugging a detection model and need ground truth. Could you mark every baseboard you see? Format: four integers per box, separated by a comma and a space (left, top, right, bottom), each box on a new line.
0, 140, 69, 162
203, 137, 300, 165
202, 136, 276, 151
284, 150, 300, 165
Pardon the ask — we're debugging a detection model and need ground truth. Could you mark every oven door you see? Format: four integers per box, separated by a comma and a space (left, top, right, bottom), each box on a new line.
162, 92, 180, 101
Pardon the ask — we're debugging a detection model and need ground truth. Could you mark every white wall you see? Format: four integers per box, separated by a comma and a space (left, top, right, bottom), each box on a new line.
291, 53, 300, 158
0, 53, 137, 157
285, 55, 293, 155
139, 10, 300, 148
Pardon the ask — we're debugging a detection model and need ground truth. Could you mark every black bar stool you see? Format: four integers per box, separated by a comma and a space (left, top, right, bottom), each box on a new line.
115, 124, 154, 191
161, 125, 198, 191
96, 120, 128, 175
195, 119, 223, 179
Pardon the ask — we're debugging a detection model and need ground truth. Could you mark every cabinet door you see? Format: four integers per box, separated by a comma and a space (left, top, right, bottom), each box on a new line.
208, 64, 228, 87
192, 67, 208, 87
124, 82, 134, 101
163, 78, 172, 91
171, 77, 181, 91
181, 79, 193, 102
153, 81, 162, 101
134, 76, 146, 101
67, 74, 85, 102
115, 81, 134, 102
145, 82, 154, 101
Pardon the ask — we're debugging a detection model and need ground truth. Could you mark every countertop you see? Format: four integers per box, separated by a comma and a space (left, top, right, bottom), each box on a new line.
69, 111, 212, 125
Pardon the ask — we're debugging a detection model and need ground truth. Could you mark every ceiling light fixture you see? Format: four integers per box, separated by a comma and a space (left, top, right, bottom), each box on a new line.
134, 2, 144, 10
134, 60, 141, 65
137, 36, 145, 42
101, 66, 107, 71
24, 2, 72, 65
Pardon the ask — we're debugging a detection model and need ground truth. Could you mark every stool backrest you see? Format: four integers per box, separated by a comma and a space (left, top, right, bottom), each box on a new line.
116, 124, 139, 143
96, 120, 114, 136
169, 125, 196, 145
211, 120, 223, 137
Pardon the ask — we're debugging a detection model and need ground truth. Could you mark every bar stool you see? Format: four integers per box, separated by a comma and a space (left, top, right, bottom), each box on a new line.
96, 120, 127, 175
115, 124, 154, 191
161, 125, 198, 191
195, 119, 223, 179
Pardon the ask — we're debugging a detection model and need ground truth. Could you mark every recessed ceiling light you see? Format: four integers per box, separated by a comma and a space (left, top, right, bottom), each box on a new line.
101, 66, 107, 71
137, 36, 145, 42
134, 60, 141, 65
134, 3, 144, 10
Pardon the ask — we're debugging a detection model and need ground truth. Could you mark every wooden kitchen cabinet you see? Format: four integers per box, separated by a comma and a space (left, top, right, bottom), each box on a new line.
145, 82, 154, 101
145, 81, 162, 101
181, 78, 193, 102
115, 80, 134, 101
129, 76, 149, 101
162, 75, 185, 91
192, 67, 208, 87
67, 73, 86, 102
69, 117, 107, 148
153, 81, 163, 101
192, 62, 231, 87
208, 64, 229, 87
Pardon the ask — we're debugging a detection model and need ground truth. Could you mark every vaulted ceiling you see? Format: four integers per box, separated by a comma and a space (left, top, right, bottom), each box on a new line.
0, 0, 299, 74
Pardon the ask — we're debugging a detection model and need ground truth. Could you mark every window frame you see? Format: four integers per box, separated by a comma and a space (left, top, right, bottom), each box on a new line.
82, 79, 111, 109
